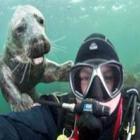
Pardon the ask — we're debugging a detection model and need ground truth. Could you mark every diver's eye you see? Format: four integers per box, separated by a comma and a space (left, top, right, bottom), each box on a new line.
80, 76, 90, 82
104, 75, 114, 82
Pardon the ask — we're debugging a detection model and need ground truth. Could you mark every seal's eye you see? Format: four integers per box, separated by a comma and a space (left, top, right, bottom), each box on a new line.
38, 18, 44, 26
15, 23, 26, 35
33, 14, 44, 26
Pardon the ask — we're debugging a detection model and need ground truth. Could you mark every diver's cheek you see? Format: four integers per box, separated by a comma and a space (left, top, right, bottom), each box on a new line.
100, 93, 121, 114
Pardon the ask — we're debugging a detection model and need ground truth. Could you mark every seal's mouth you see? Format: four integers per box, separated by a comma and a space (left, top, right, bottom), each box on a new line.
28, 37, 50, 61
32, 56, 44, 65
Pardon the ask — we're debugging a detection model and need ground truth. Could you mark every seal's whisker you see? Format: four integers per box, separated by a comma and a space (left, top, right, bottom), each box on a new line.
12, 62, 22, 73
49, 37, 67, 50
28, 62, 31, 78
19, 63, 27, 72
48, 50, 63, 62
19, 63, 29, 84
26, 47, 31, 57
51, 44, 69, 54
53, 36, 66, 43
53, 43, 67, 50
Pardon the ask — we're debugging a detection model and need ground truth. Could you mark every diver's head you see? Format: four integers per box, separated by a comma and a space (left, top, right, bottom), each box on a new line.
69, 33, 123, 114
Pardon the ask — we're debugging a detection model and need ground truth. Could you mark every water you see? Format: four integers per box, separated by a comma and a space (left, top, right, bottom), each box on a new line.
0, 0, 140, 112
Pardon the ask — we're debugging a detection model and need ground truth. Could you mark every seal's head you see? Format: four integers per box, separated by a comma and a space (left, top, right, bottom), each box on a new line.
6, 5, 50, 65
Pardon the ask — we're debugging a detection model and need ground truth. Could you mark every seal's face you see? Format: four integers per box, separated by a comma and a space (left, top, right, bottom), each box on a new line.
9, 5, 50, 65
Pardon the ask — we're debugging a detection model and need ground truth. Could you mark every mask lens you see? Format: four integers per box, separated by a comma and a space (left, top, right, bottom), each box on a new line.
70, 65, 93, 98
100, 63, 122, 96
70, 61, 123, 100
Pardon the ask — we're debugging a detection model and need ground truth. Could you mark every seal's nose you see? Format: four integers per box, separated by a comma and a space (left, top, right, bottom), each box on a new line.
29, 35, 51, 58
42, 35, 51, 54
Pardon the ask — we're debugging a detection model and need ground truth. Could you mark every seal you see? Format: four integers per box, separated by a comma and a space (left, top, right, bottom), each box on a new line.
0, 5, 73, 111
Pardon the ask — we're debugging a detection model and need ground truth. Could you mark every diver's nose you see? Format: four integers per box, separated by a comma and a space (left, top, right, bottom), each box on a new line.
87, 76, 104, 100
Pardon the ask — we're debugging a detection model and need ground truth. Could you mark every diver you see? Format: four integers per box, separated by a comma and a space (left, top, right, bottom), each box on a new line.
55, 33, 140, 140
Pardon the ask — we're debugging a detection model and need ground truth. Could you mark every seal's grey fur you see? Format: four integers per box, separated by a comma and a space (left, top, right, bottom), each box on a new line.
0, 5, 73, 111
